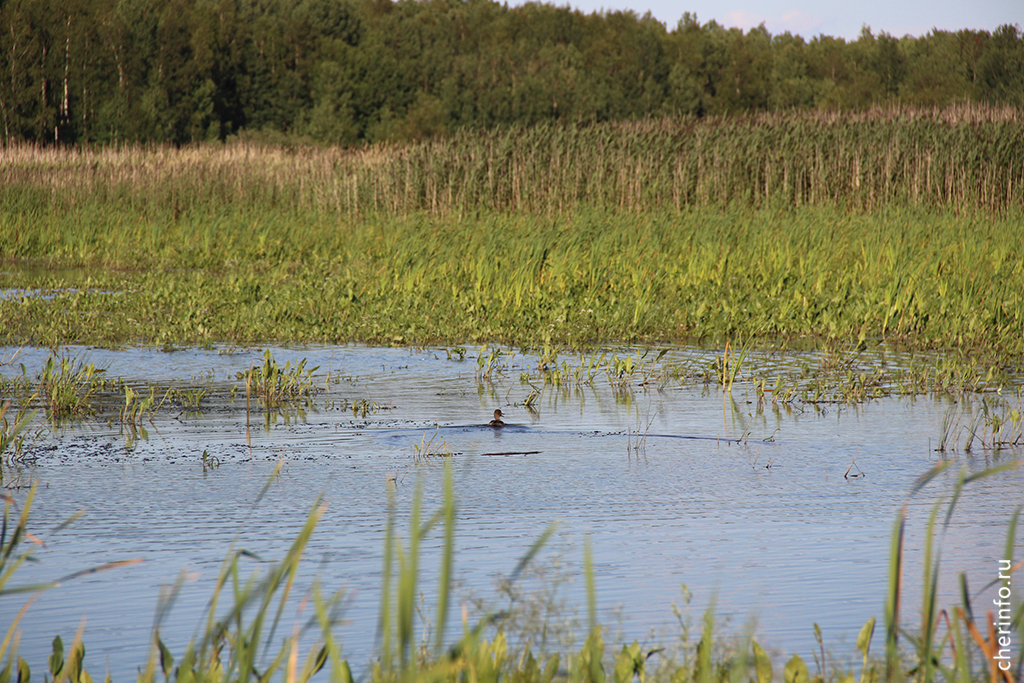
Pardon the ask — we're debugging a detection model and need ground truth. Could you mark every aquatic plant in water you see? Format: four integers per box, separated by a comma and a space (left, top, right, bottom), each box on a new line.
36, 355, 107, 420
936, 392, 1024, 454
237, 350, 320, 409
0, 400, 35, 463
120, 384, 161, 426
412, 426, 457, 463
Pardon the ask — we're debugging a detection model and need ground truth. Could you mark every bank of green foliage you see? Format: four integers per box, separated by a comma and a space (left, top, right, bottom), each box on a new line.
2, 205, 1023, 355
2, 463, 1022, 683
0, 0, 1022, 146
1, 109, 1023, 355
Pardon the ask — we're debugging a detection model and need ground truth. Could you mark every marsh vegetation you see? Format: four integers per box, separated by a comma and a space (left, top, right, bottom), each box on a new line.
2, 105, 1023, 682
2, 107, 1024, 363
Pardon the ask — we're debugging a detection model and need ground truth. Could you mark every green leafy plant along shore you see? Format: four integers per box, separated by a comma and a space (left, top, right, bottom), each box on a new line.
2, 108, 1023, 357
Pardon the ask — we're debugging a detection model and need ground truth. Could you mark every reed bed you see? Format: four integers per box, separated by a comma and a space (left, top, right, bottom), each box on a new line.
2, 105, 1022, 220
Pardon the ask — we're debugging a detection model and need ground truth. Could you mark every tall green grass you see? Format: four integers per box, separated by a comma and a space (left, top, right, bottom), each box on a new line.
2, 463, 1020, 683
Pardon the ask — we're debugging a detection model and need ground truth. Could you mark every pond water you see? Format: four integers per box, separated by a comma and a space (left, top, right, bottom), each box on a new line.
1, 344, 1021, 681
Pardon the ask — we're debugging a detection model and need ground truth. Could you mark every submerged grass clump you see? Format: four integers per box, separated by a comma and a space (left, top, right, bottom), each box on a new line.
120, 385, 160, 426
36, 355, 109, 420
935, 391, 1024, 453
412, 426, 457, 462
0, 400, 34, 463
237, 350, 320, 409
2, 345, 1022, 454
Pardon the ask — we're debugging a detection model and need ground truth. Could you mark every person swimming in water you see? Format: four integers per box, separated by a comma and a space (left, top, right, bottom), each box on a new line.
488, 409, 505, 427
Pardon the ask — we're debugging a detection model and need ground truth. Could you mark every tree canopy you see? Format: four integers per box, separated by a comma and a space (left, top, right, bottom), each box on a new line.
1, 0, 1021, 145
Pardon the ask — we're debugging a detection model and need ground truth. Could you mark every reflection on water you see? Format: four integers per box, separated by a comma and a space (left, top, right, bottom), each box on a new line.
1, 344, 1021, 680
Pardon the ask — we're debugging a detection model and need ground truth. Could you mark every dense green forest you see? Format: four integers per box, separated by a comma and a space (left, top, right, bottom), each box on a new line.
1, 0, 1022, 146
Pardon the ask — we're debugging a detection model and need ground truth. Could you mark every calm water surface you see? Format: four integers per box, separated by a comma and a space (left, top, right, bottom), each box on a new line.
1, 344, 1021, 680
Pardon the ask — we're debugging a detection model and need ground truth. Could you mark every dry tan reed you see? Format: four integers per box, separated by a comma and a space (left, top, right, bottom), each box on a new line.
2, 105, 1021, 219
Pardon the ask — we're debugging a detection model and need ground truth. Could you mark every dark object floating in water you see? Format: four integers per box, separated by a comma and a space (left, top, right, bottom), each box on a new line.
480, 451, 540, 456
488, 409, 505, 427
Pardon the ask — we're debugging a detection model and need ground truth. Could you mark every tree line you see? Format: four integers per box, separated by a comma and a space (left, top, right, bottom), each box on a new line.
2, 0, 1022, 146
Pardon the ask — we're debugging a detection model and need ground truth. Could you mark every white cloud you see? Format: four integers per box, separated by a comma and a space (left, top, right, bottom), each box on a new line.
774, 9, 822, 36
723, 8, 767, 30
721, 7, 823, 36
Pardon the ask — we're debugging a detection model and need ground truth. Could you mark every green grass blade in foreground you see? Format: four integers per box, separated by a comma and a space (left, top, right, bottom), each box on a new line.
396, 482, 420, 669
434, 461, 455, 656
584, 535, 597, 637
752, 638, 772, 683
1, 484, 144, 683
696, 597, 715, 683
856, 616, 876, 683
908, 462, 950, 497
885, 461, 1024, 683
885, 501, 907, 682
144, 568, 187, 683
951, 604, 972, 683
0, 484, 40, 671
253, 460, 285, 507
0, 399, 36, 461
962, 460, 1021, 485
0, 485, 37, 593
507, 522, 557, 585
252, 498, 325, 676
1, 488, 136, 599
918, 497, 943, 683
377, 486, 396, 674
138, 480, 327, 683
314, 582, 354, 683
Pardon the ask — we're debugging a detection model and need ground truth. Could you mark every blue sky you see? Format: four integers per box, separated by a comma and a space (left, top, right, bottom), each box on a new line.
515, 0, 1022, 40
